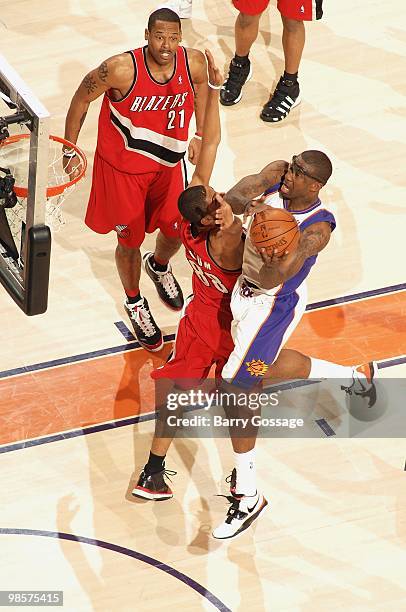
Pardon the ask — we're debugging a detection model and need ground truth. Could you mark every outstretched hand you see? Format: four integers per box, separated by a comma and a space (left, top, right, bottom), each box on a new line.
243, 195, 269, 222
214, 193, 235, 230
205, 48, 223, 88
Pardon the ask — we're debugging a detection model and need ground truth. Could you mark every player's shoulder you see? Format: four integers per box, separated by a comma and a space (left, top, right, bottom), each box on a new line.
184, 47, 206, 76
102, 52, 134, 78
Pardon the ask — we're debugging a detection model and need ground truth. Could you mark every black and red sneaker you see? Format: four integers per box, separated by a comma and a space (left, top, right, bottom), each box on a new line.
124, 297, 163, 352
131, 468, 176, 501
143, 251, 184, 311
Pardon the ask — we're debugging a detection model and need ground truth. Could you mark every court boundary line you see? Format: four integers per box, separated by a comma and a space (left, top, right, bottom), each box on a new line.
0, 528, 231, 612
0, 355, 404, 455
1, 283, 405, 381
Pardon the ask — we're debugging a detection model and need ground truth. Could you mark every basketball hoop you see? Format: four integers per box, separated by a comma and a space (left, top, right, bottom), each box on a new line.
0, 133, 87, 238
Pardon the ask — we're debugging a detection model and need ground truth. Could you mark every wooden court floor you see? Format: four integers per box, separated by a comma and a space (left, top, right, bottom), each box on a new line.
0, 1, 405, 610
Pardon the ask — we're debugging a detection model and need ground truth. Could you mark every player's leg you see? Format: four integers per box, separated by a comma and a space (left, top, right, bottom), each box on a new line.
260, 0, 323, 122
213, 279, 284, 539
143, 163, 185, 310
132, 301, 214, 500
85, 156, 163, 351
117, 235, 164, 351
266, 349, 377, 406
220, 1, 269, 106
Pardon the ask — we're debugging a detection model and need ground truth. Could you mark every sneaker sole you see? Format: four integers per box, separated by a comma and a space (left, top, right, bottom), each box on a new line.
260, 93, 301, 123
220, 64, 253, 107
212, 497, 268, 541
137, 338, 164, 353
142, 251, 184, 313
131, 487, 173, 501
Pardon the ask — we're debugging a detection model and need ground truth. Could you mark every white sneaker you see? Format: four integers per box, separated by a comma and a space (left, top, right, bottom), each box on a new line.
158, 0, 192, 19
212, 491, 268, 540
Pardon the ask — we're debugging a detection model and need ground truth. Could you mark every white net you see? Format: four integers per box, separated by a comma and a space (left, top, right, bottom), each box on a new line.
0, 134, 86, 249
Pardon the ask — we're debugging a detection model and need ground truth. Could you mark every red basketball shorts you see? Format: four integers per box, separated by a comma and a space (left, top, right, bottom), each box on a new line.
151, 300, 234, 388
85, 150, 187, 248
232, 0, 323, 20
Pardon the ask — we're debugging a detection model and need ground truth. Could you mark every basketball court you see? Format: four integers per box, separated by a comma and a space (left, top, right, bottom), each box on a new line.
0, 1, 405, 610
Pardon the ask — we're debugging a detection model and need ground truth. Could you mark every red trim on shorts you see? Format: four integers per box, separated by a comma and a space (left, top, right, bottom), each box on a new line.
232, 0, 269, 16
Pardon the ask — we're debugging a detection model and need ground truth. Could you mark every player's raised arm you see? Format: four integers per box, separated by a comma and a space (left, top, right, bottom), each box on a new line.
257, 221, 332, 289
189, 49, 222, 188
186, 48, 209, 165
224, 160, 288, 214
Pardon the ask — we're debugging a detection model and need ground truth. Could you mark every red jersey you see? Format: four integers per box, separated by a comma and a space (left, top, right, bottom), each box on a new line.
181, 219, 241, 318
96, 46, 195, 173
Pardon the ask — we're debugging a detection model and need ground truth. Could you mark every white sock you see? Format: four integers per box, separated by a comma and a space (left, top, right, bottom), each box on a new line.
309, 358, 355, 384
234, 449, 256, 497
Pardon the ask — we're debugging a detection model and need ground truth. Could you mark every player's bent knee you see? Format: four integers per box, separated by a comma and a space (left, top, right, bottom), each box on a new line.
281, 16, 305, 33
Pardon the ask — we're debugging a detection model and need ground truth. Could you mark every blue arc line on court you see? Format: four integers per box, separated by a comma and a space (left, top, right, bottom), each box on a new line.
1, 283, 405, 380
0, 528, 231, 612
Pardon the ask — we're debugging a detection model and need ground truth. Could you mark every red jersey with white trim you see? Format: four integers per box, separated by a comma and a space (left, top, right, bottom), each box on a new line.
181, 218, 241, 317
96, 46, 195, 173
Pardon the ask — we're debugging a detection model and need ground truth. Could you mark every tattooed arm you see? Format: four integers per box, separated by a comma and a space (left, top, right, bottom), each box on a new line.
257, 221, 332, 290
224, 160, 288, 214
64, 53, 134, 148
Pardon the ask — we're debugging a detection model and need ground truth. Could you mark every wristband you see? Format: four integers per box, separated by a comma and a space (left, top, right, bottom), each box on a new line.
194, 133, 202, 140
208, 82, 222, 90
62, 148, 77, 158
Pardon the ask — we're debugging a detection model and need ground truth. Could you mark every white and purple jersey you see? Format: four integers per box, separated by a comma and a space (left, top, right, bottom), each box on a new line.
242, 184, 336, 296
222, 185, 336, 389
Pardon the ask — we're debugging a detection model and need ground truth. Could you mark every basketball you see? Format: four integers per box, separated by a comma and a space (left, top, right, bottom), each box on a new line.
250, 206, 300, 255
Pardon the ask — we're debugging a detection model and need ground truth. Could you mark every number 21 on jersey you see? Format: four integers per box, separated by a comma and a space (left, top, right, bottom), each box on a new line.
167, 108, 185, 130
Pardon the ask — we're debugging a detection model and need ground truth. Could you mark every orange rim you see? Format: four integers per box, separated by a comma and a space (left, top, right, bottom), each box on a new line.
0, 133, 87, 198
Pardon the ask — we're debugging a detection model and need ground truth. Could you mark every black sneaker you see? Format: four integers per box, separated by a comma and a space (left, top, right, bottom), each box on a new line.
131, 467, 176, 500
124, 297, 163, 352
341, 361, 377, 408
220, 57, 252, 106
143, 251, 184, 311
260, 76, 301, 123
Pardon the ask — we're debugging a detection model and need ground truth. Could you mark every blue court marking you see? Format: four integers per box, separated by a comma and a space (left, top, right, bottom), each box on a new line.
315, 419, 336, 437
0, 333, 176, 380
1, 283, 405, 380
0, 412, 157, 455
114, 321, 135, 341
3, 354, 404, 454
377, 355, 406, 369
0, 528, 231, 612
305, 282, 406, 311
1, 357, 405, 455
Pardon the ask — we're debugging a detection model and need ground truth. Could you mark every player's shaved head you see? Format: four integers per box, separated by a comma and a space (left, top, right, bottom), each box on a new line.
148, 8, 181, 31
178, 185, 208, 224
301, 150, 332, 185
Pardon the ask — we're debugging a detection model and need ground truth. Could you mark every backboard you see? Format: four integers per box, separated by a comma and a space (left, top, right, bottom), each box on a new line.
0, 53, 51, 316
